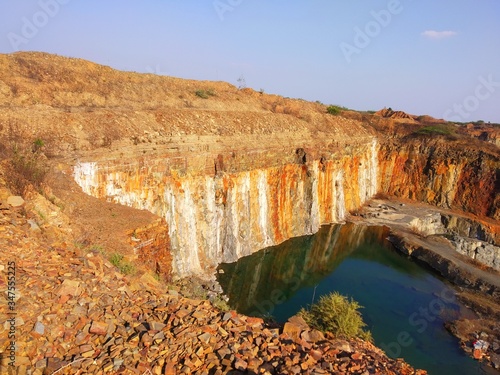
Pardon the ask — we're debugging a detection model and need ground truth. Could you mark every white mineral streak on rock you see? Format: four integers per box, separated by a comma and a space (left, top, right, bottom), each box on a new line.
369, 139, 379, 198
358, 139, 378, 203
73, 162, 98, 194
257, 169, 271, 247
310, 161, 321, 233
72, 140, 381, 276
174, 183, 201, 275
222, 174, 241, 263
203, 176, 220, 264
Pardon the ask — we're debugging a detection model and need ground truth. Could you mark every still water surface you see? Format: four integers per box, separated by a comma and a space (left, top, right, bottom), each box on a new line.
218, 223, 494, 375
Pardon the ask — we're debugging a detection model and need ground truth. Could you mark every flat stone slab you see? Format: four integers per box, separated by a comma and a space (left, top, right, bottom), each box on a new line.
7, 195, 25, 207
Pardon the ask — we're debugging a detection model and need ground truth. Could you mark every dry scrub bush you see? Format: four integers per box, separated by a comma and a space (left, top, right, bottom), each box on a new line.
0, 124, 50, 194
299, 292, 373, 342
6, 141, 49, 195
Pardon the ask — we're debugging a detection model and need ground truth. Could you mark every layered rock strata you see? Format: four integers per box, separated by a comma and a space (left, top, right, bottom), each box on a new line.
72, 135, 500, 277
73, 141, 379, 276
378, 138, 499, 220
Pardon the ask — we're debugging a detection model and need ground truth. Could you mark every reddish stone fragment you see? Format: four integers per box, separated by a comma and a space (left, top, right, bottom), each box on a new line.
89, 321, 108, 335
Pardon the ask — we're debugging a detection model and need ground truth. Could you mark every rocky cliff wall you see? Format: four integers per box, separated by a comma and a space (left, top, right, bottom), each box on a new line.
441, 214, 500, 246
378, 138, 500, 221
72, 135, 500, 277
73, 141, 378, 276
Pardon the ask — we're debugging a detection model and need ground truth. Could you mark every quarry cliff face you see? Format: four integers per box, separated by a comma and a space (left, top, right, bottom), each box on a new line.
72, 135, 500, 277
73, 141, 379, 276
378, 138, 500, 221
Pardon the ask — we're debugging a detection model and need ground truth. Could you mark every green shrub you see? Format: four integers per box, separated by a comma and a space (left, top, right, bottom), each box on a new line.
326, 105, 345, 115
195, 90, 208, 99
109, 253, 123, 266
195, 89, 215, 99
109, 253, 136, 275
299, 292, 372, 342
211, 295, 230, 312
414, 124, 454, 136
32, 138, 44, 153
118, 262, 135, 275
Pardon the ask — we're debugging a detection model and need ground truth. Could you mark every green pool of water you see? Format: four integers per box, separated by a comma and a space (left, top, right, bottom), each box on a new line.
217, 223, 494, 375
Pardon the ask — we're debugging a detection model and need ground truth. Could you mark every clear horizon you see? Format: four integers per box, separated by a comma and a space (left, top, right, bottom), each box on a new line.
1, 0, 499, 123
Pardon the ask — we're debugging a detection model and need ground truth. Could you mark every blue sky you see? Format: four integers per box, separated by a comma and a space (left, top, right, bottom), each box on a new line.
1, 0, 499, 122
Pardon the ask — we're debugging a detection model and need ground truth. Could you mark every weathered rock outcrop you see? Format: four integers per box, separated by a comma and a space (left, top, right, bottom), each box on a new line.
375, 108, 416, 121
378, 137, 500, 220
453, 237, 500, 270
73, 141, 379, 276
441, 213, 500, 246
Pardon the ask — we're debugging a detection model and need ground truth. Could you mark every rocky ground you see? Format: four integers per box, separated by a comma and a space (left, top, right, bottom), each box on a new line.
445, 291, 500, 370
0, 174, 425, 374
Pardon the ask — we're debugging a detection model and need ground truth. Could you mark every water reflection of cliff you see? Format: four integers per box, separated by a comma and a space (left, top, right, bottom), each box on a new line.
217, 223, 424, 315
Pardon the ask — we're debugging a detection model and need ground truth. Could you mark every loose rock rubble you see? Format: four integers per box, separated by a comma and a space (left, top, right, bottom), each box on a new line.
446, 316, 500, 370
0, 184, 425, 374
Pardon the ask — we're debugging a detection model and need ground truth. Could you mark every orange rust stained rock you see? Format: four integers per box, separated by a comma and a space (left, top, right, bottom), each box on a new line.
378, 139, 499, 220
76, 140, 380, 273
72, 133, 498, 278
455, 161, 497, 218
130, 219, 172, 281
270, 177, 283, 244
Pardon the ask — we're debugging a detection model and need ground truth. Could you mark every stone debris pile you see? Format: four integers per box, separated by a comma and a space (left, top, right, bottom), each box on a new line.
0, 188, 425, 374
466, 332, 500, 369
